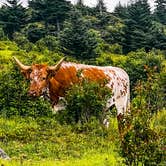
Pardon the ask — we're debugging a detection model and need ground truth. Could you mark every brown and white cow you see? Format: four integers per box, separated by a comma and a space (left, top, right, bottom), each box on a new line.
13, 56, 130, 128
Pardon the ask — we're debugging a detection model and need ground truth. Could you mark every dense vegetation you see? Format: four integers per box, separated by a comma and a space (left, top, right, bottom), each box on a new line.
0, 0, 165, 165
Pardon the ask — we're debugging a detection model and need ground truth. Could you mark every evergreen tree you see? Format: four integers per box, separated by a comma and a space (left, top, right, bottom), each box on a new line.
75, 0, 88, 16
150, 23, 166, 50
154, 0, 166, 25
59, 10, 100, 59
123, 0, 153, 53
113, 2, 128, 20
0, 0, 28, 39
24, 22, 46, 43
95, 0, 107, 15
76, 0, 84, 6
28, 0, 71, 33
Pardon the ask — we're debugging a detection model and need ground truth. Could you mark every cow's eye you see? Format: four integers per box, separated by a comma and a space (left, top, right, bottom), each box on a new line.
42, 77, 46, 80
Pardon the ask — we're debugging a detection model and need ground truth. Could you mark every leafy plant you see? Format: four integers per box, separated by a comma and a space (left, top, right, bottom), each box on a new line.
58, 79, 111, 125
121, 65, 165, 165
0, 65, 52, 118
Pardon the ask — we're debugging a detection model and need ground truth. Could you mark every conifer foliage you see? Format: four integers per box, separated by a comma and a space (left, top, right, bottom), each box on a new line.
59, 10, 100, 59
0, 0, 166, 54
29, 0, 71, 32
123, 0, 153, 53
0, 0, 28, 39
154, 0, 166, 25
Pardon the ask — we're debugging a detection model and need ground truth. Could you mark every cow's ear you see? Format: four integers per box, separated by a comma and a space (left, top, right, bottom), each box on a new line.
21, 69, 31, 79
47, 57, 65, 78
13, 56, 32, 79
47, 69, 57, 78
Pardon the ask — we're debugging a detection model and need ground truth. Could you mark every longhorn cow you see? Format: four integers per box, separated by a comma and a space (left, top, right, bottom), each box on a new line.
13, 57, 130, 129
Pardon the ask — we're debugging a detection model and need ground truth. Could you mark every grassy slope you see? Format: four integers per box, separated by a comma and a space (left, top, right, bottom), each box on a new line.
0, 41, 165, 165
0, 117, 124, 165
0, 41, 124, 165
0, 110, 165, 166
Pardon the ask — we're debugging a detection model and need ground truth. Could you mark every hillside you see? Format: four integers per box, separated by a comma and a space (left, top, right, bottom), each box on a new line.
0, 40, 165, 165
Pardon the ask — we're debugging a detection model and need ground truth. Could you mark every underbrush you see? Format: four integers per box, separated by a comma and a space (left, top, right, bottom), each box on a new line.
0, 110, 165, 165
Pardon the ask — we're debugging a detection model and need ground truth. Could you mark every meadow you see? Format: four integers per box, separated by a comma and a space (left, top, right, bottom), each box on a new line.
0, 41, 165, 165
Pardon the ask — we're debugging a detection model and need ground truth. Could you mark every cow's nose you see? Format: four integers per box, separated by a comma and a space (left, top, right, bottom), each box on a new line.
28, 90, 37, 97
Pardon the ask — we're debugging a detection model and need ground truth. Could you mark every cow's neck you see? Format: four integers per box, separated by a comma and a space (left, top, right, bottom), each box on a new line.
48, 77, 64, 106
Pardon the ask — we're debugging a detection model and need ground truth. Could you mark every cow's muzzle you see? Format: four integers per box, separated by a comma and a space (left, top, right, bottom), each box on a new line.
28, 90, 38, 97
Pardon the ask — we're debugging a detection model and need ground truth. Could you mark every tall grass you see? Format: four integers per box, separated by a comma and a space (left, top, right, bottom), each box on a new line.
0, 116, 125, 165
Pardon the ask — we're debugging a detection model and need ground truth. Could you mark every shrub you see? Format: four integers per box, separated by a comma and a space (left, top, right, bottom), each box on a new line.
109, 43, 123, 54
0, 65, 52, 118
58, 79, 111, 125
0, 27, 6, 40
36, 35, 60, 52
0, 41, 7, 50
122, 113, 163, 166
121, 66, 165, 165
133, 65, 165, 113
13, 32, 36, 52
121, 50, 164, 96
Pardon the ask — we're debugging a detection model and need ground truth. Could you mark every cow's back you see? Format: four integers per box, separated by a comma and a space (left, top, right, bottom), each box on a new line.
54, 63, 130, 115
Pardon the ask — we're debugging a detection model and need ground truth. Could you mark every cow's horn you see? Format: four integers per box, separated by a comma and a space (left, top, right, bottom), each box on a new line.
13, 56, 31, 70
48, 57, 66, 71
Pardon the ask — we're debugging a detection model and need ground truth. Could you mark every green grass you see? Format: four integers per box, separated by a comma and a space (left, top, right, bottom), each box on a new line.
0, 40, 165, 165
150, 110, 166, 135
0, 152, 125, 166
0, 116, 124, 165
1, 111, 164, 165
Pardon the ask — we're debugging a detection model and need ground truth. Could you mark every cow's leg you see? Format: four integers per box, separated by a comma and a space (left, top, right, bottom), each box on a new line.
115, 94, 131, 140
105, 97, 115, 111
53, 97, 66, 113
115, 95, 128, 139
102, 98, 115, 128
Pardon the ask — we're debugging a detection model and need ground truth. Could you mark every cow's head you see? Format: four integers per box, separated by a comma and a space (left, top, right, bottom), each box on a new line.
13, 56, 65, 97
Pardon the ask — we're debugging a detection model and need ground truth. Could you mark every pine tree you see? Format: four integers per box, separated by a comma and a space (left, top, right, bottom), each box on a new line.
113, 2, 128, 20
95, 0, 107, 15
76, 0, 84, 6
150, 23, 166, 50
59, 10, 100, 59
75, 0, 88, 16
123, 0, 153, 53
28, 0, 71, 32
154, 0, 166, 25
0, 0, 28, 39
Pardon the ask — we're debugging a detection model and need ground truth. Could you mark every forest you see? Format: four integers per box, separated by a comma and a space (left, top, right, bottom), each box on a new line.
0, 0, 165, 165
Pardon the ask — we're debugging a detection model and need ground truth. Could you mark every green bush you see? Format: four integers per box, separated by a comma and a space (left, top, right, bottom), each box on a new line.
0, 27, 6, 40
13, 32, 36, 52
109, 43, 123, 54
121, 66, 165, 165
0, 41, 19, 51
122, 116, 163, 165
133, 65, 165, 113
36, 35, 60, 52
121, 50, 164, 95
0, 65, 52, 118
0, 41, 7, 50
57, 79, 111, 125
